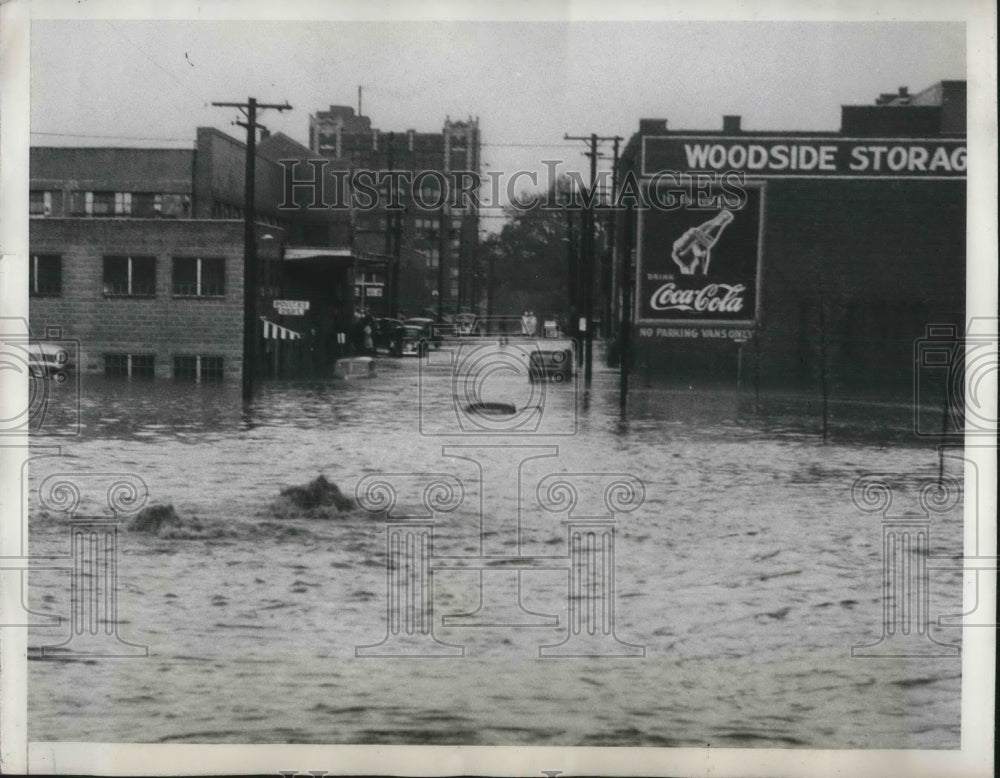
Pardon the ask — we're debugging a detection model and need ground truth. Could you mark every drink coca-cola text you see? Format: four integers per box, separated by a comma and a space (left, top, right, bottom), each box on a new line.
649, 282, 746, 313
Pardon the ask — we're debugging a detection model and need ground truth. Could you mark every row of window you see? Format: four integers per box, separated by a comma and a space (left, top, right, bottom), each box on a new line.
105, 354, 224, 382
30, 190, 190, 218
29, 255, 225, 298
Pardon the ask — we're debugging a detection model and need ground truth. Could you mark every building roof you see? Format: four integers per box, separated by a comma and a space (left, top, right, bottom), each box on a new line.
30, 146, 194, 192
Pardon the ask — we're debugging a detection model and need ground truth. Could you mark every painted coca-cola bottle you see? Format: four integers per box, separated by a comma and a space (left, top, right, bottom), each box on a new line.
671, 209, 734, 275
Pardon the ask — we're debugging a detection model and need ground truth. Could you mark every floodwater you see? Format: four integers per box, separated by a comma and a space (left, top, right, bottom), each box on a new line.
26, 345, 964, 747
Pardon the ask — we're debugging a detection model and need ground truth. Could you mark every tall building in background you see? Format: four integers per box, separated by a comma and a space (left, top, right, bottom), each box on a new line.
309, 105, 481, 318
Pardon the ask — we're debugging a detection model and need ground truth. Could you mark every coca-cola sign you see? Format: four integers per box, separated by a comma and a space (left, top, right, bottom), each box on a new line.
649, 283, 747, 313
637, 184, 763, 326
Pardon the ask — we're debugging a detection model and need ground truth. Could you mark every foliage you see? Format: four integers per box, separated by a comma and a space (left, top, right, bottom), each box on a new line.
483, 176, 588, 321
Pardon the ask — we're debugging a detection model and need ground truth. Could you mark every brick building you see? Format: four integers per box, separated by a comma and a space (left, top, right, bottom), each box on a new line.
615, 80, 966, 401
29, 218, 262, 380
308, 105, 482, 318
29, 125, 356, 380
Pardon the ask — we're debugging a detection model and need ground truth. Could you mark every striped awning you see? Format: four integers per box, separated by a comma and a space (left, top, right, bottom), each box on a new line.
260, 317, 302, 341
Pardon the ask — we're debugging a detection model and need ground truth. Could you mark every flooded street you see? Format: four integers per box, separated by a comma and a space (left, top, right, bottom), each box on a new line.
27, 350, 964, 747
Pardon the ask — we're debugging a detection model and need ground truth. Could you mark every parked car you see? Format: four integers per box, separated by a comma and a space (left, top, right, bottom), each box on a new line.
403, 317, 443, 349
454, 313, 477, 335
400, 324, 430, 356
373, 318, 406, 356
472, 316, 530, 337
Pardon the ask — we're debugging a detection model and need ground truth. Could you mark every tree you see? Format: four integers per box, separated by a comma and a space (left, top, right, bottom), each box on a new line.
484, 177, 585, 325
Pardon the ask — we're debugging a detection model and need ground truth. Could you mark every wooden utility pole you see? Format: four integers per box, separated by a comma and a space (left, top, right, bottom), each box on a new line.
437, 203, 447, 320
619, 198, 633, 411
384, 133, 395, 317
564, 132, 623, 384
211, 97, 292, 401
606, 137, 620, 339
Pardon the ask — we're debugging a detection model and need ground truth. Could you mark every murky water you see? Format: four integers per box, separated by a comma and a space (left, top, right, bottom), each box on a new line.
26, 349, 964, 747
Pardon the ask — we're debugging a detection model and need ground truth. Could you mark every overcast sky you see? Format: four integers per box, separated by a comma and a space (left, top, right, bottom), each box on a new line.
27, 5, 968, 220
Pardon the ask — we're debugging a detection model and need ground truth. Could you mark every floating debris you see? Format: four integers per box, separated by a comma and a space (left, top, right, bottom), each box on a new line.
128, 504, 182, 533
272, 475, 354, 519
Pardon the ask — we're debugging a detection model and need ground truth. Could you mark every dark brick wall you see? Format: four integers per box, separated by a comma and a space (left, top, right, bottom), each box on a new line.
30, 147, 194, 194
634, 177, 965, 400
29, 218, 246, 379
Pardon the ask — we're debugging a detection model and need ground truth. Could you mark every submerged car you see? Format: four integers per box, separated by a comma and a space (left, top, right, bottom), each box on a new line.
403, 317, 443, 349
400, 324, 430, 356
454, 313, 477, 335
373, 318, 406, 356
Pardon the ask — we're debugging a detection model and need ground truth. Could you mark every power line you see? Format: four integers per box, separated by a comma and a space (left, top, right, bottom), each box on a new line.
481, 141, 585, 148
102, 20, 206, 104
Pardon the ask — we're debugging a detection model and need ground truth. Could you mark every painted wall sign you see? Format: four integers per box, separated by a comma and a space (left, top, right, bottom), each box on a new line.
273, 299, 310, 316
636, 184, 764, 328
642, 136, 967, 179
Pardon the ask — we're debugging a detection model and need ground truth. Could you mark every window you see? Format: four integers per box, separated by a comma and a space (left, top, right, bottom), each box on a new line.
27, 253, 61, 297
30, 254, 62, 297
29, 191, 53, 216
132, 193, 163, 218
415, 217, 440, 240
426, 248, 439, 269
104, 354, 129, 377
173, 356, 197, 380
173, 355, 224, 382
172, 257, 225, 297
200, 357, 223, 382
105, 354, 155, 379
68, 191, 88, 215
87, 191, 115, 216
103, 256, 156, 296
115, 192, 132, 216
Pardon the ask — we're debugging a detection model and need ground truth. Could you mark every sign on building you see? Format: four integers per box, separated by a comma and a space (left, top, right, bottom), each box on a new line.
273, 299, 310, 316
642, 136, 967, 179
636, 184, 763, 333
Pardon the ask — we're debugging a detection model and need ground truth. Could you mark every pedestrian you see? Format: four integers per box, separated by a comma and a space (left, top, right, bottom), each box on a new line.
363, 317, 374, 355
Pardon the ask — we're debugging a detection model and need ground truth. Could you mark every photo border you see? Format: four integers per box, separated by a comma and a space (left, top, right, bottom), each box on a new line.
2, 1, 995, 776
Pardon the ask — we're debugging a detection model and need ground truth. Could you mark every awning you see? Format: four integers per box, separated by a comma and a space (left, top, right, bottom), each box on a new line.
260, 317, 302, 340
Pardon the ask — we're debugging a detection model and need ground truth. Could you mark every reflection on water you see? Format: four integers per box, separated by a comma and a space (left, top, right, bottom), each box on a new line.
27, 355, 963, 747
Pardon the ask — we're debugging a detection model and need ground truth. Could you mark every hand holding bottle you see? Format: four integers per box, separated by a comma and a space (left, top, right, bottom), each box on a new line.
671, 210, 734, 275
